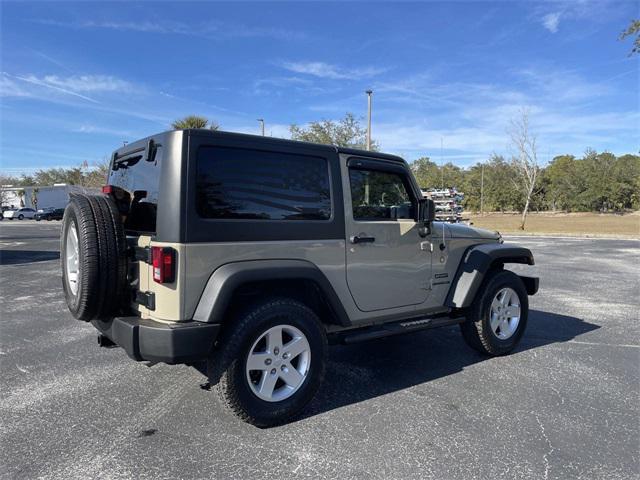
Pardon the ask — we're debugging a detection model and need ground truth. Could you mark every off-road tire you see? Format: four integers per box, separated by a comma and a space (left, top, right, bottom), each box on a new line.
208, 298, 327, 428
61, 194, 127, 321
460, 269, 528, 356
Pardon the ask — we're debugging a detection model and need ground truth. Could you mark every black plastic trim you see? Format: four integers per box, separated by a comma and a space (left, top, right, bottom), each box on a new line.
91, 317, 220, 365
335, 315, 465, 345
445, 243, 535, 308
519, 275, 539, 295
135, 291, 156, 310
192, 260, 351, 327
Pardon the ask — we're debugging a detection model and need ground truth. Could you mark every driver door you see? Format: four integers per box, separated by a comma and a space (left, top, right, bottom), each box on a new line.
344, 157, 432, 312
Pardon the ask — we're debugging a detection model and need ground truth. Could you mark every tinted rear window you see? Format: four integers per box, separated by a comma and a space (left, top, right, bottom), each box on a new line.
196, 146, 331, 221
108, 143, 162, 233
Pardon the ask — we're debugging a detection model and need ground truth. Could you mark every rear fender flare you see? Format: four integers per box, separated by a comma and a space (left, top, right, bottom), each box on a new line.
192, 260, 351, 327
446, 243, 535, 308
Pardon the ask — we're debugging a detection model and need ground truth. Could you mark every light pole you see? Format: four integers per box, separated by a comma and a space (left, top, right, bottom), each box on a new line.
480, 163, 485, 216
257, 118, 265, 136
365, 90, 373, 151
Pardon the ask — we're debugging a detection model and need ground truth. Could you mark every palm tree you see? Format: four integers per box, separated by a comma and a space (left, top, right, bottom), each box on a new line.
16, 189, 25, 207
31, 188, 39, 210
171, 115, 219, 130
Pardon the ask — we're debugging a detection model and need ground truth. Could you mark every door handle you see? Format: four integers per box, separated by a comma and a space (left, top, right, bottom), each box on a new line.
350, 235, 375, 244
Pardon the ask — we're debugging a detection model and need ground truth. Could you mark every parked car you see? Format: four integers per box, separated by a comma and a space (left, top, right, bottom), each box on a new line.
61, 130, 538, 427
35, 208, 65, 221
3, 207, 36, 220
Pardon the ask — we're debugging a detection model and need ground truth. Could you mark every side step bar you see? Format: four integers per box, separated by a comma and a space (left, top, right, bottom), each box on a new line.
333, 315, 466, 345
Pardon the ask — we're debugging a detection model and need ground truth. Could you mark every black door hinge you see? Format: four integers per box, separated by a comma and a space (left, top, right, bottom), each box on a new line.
135, 291, 155, 310
132, 246, 152, 264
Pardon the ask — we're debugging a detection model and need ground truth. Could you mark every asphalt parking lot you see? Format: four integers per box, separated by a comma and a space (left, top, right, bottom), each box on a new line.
1, 221, 638, 480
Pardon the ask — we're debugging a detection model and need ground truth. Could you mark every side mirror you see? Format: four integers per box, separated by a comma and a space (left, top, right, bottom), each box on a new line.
418, 198, 435, 224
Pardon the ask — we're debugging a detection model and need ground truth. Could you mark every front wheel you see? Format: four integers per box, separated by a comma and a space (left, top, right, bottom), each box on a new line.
460, 270, 528, 356
208, 298, 327, 427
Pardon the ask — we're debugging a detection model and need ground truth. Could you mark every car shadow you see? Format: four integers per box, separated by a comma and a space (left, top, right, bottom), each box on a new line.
297, 309, 599, 420
0, 250, 60, 265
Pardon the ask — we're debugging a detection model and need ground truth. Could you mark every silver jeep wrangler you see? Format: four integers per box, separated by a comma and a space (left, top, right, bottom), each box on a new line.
61, 129, 538, 426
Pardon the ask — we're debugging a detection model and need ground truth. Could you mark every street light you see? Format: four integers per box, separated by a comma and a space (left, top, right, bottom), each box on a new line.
365, 90, 373, 151
257, 118, 265, 136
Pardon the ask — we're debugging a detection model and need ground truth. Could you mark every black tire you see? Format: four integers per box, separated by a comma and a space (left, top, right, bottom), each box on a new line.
460, 269, 528, 356
60, 194, 128, 321
18, 214, 23, 220
61, 195, 102, 321
208, 298, 327, 427
99, 195, 129, 312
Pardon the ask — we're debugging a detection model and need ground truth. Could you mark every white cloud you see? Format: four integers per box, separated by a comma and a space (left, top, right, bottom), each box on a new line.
542, 12, 561, 33
2, 73, 135, 104
281, 61, 386, 80
40, 75, 133, 93
33, 18, 305, 41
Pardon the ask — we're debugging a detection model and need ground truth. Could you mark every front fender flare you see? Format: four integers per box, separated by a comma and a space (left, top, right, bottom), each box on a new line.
192, 259, 351, 326
446, 243, 535, 308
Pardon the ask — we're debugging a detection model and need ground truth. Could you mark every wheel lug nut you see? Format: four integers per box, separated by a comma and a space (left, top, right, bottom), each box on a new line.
281, 365, 286, 371
265, 358, 272, 365
274, 348, 279, 355
270, 368, 276, 375
283, 352, 289, 359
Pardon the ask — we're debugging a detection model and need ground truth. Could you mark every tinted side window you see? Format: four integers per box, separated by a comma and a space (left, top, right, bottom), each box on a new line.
349, 169, 415, 220
196, 146, 331, 221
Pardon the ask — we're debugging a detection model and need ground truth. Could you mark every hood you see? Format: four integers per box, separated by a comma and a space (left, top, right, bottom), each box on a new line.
447, 223, 501, 241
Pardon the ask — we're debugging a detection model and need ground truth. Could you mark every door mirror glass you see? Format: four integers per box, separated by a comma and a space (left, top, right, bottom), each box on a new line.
418, 198, 435, 224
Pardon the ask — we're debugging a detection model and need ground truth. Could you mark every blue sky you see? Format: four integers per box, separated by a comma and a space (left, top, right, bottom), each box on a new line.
1, 1, 638, 175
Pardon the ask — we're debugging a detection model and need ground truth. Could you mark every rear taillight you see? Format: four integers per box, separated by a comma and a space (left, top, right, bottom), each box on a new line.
151, 247, 175, 284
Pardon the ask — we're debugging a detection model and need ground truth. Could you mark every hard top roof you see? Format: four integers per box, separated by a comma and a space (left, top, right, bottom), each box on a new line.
113, 129, 406, 164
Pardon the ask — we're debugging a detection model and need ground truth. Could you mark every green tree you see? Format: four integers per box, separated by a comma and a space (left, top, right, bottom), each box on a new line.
84, 159, 111, 188
171, 115, 220, 130
410, 157, 440, 189
619, 19, 640, 56
543, 155, 578, 211
290, 113, 377, 150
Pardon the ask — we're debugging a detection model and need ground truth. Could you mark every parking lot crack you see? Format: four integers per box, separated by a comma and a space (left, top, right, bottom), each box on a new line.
535, 414, 555, 480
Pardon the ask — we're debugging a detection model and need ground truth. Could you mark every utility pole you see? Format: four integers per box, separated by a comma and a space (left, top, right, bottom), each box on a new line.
440, 137, 444, 189
257, 118, 265, 136
365, 90, 373, 151
480, 163, 485, 216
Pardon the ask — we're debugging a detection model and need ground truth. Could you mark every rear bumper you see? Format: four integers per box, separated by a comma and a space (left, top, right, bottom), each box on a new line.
91, 317, 220, 365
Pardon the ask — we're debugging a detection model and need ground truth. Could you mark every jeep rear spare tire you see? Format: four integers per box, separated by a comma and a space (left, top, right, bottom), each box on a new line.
61, 194, 128, 321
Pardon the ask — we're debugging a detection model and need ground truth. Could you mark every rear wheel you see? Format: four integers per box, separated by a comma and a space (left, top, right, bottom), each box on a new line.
460, 270, 528, 356
18, 214, 23, 220
208, 298, 327, 427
